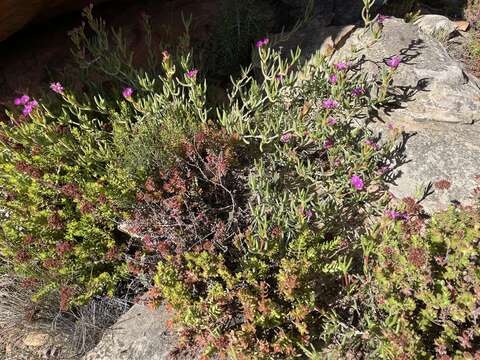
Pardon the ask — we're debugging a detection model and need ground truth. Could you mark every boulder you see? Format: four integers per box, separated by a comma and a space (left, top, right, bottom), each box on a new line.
0, 0, 109, 42
332, 18, 480, 123
333, 18, 480, 211
83, 304, 177, 360
414, 14, 458, 39
83, 304, 207, 360
284, 16, 480, 211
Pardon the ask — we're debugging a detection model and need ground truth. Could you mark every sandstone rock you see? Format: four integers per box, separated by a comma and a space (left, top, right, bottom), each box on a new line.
83, 304, 203, 360
385, 120, 480, 212
414, 14, 458, 39
454, 20, 470, 32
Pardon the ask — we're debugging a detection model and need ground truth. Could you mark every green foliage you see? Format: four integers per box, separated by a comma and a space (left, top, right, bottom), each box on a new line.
146, 39, 400, 357
319, 206, 480, 360
0, 7, 207, 307
0, 90, 134, 307
202, 0, 273, 78
366, 207, 480, 359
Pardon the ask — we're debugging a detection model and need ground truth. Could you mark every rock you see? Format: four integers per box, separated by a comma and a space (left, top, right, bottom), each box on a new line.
379, 120, 480, 212
284, 16, 480, 211
83, 304, 203, 360
331, 18, 480, 210
0, 0, 109, 42
277, 20, 356, 58
414, 14, 458, 39
454, 20, 470, 32
22, 332, 50, 347
334, 17, 480, 125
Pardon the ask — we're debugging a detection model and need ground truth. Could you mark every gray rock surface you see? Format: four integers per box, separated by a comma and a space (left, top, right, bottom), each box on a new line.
380, 119, 480, 212
333, 18, 480, 211
286, 16, 480, 211
334, 17, 480, 125
414, 14, 458, 39
83, 304, 179, 360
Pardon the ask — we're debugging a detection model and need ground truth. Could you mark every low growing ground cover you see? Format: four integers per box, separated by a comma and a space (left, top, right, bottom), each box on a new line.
0, 2, 479, 359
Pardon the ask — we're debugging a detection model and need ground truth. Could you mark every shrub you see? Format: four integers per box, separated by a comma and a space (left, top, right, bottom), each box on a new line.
141, 39, 401, 358
0, 7, 206, 308
313, 203, 480, 360
202, 0, 273, 78
361, 206, 480, 359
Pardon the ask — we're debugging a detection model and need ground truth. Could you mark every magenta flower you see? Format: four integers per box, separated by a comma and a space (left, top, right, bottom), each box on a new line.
386, 56, 401, 69
335, 62, 349, 71
329, 74, 338, 85
365, 139, 380, 150
305, 209, 314, 220
327, 117, 337, 126
22, 100, 38, 116
14, 95, 30, 106
50, 82, 64, 94
351, 175, 364, 190
275, 74, 284, 81
256, 38, 270, 48
280, 132, 293, 143
122, 87, 133, 98
385, 209, 408, 221
186, 69, 199, 78
322, 99, 338, 109
351, 87, 365, 97
378, 165, 391, 175
323, 138, 334, 149
162, 50, 170, 62
377, 15, 391, 24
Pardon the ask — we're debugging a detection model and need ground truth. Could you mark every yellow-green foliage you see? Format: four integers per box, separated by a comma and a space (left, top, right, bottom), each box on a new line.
0, 8, 207, 308
362, 207, 480, 359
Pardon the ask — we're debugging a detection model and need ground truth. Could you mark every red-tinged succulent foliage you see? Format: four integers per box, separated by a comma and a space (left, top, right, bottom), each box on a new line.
339, 206, 480, 360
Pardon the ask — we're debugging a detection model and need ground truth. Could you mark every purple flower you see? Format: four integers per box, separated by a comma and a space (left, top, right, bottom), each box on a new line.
377, 15, 391, 24
385, 209, 408, 221
305, 210, 314, 220
329, 74, 338, 85
256, 38, 270, 48
323, 138, 334, 149
280, 132, 293, 143
386, 56, 401, 69
50, 82, 64, 94
327, 117, 337, 126
14, 95, 30, 106
22, 100, 38, 116
275, 74, 284, 81
335, 62, 349, 71
185, 69, 199, 78
365, 139, 380, 150
379, 165, 391, 175
351, 87, 365, 97
122, 87, 133, 98
322, 99, 338, 109
351, 175, 364, 190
